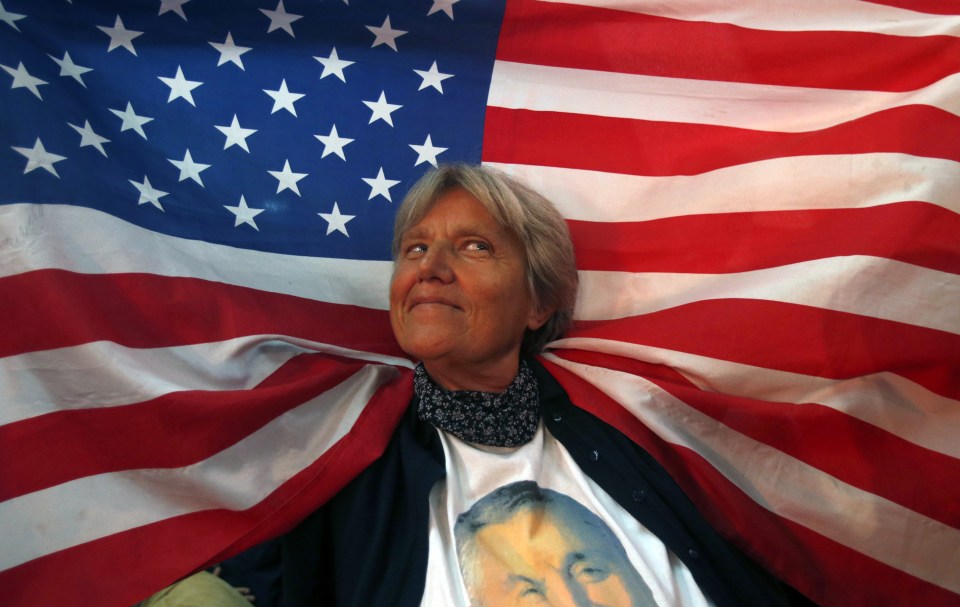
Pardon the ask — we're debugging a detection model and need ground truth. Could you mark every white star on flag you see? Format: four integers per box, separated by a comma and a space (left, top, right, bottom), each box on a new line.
362, 167, 400, 201
169, 149, 211, 186
224, 195, 265, 230
427, 0, 459, 19
2, 62, 47, 99
264, 79, 304, 116
268, 160, 308, 196
314, 125, 353, 160
12, 138, 66, 177
362, 91, 401, 126
215, 115, 257, 152
314, 48, 354, 82
414, 61, 453, 93
97, 15, 143, 55
318, 202, 354, 236
260, 0, 302, 37
48, 51, 92, 87
366, 16, 407, 51
158, 66, 203, 106
0, 1, 26, 31
128, 175, 168, 210
159, 0, 190, 20
68, 120, 110, 157
109, 102, 153, 139
209, 32, 251, 70
409, 134, 447, 167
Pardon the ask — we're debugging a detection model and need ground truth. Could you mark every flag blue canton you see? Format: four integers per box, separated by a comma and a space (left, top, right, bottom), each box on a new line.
0, 0, 505, 260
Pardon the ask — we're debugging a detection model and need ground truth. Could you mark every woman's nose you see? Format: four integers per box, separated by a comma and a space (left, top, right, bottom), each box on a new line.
416, 245, 454, 283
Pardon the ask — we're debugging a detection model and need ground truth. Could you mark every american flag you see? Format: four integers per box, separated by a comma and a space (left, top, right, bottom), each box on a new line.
1, 0, 958, 605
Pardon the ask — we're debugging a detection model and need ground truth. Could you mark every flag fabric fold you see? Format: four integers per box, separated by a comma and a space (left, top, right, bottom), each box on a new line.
1, 1, 957, 605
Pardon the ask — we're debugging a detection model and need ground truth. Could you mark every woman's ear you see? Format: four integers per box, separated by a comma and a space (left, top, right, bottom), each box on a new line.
527, 305, 555, 331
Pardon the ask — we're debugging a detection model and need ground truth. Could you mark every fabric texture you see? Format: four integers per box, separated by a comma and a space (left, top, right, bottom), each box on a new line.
4, 3, 956, 605
414, 360, 540, 447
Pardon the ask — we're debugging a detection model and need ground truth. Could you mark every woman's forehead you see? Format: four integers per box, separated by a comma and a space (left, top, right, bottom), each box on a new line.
403, 189, 509, 236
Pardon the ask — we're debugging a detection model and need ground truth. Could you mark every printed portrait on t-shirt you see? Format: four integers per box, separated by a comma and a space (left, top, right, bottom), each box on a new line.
454, 480, 656, 606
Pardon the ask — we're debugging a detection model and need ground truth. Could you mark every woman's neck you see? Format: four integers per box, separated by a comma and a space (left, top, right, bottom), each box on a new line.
421, 356, 521, 392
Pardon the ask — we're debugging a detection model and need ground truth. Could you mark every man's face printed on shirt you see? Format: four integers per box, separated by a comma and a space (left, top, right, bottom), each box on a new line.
456, 481, 654, 607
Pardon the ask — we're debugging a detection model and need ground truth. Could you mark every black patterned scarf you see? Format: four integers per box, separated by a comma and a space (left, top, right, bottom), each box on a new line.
414, 360, 540, 447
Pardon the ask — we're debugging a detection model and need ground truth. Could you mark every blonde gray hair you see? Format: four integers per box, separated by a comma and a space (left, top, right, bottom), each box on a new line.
393, 164, 578, 354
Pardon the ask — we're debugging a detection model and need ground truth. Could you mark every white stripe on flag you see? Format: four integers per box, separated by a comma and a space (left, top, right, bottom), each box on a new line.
0, 203, 393, 309
576, 257, 960, 334
487, 155, 960, 222
489, 61, 960, 130
2, 335, 412, 426
546, 0, 960, 37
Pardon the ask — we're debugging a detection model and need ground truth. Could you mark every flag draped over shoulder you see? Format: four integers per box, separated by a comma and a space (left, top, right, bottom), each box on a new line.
1, 1, 957, 606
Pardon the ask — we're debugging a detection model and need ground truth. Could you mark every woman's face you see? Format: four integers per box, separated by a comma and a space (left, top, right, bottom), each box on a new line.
390, 188, 549, 389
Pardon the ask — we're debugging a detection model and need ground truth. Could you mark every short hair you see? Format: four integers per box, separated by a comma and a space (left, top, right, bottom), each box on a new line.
454, 481, 622, 551
392, 164, 579, 354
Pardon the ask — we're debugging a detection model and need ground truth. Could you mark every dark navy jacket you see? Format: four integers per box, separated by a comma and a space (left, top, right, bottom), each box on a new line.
281, 360, 814, 606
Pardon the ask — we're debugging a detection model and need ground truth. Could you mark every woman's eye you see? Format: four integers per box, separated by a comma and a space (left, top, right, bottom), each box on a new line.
406, 244, 427, 255
465, 241, 490, 252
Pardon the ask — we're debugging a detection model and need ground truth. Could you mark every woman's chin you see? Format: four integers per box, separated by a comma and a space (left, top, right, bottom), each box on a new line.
400, 339, 458, 366
396, 327, 466, 363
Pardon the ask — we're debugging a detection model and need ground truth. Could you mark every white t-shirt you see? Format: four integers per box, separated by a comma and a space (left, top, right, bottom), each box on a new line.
421, 424, 713, 606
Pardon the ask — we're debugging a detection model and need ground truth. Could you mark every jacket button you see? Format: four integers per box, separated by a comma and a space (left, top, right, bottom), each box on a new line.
632, 489, 646, 503
688, 548, 700, 559
552, 413, 562, 423
590, 449, 600, 461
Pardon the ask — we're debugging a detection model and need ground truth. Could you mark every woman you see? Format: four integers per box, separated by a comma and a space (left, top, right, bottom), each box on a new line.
282, 165, 811, 606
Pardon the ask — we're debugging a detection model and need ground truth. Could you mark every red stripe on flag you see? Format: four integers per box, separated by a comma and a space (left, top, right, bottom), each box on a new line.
540, 356, 959, 607
0, 270, 400, 359
1, 370, 414, 607
571, 301, 959, 399
483, 106, 960, 177
864, 0, 960, 15
667, 382, 960, 530
569, 202, 960, 274
498, 0, 960, 91
0, 354, 368, 501
551, 349, 960, 529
